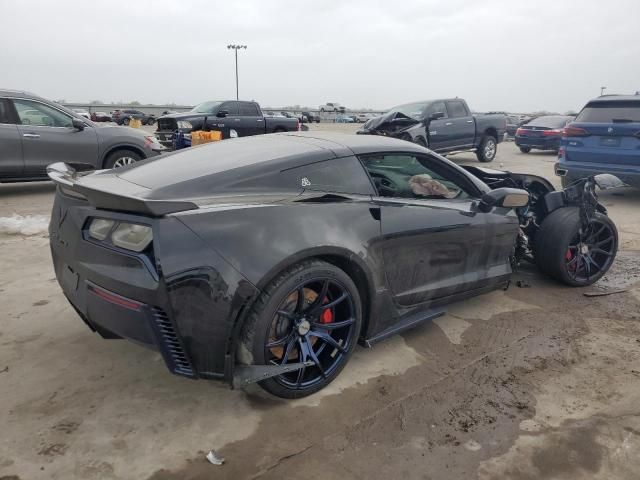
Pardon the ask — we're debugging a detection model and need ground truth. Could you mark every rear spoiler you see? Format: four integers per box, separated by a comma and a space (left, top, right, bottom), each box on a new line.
47, 163, 198, 217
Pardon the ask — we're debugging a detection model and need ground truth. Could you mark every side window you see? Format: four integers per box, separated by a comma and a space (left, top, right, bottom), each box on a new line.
13, 99, 73, 127
220, 102, 239, 115
446, 101, 468, 118
290, 156, 376, 195
361, 153, 472, 200
426, 102, 447, 119
238, 102, 260, 116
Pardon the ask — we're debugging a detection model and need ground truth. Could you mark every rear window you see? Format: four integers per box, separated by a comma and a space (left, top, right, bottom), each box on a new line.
526, 116, 571, 128
576, 101, 640, 123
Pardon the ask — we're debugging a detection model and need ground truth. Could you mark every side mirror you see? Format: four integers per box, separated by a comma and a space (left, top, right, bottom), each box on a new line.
477, 187, 529, 213
429, 111, 446, 121
72, 117, 85, 130
216, 110, 229, 118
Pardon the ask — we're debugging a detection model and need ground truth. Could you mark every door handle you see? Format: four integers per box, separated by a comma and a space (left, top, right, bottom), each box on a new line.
445, 122, 453, 126
23, 133, 40, 138
257, 119, 263, 122
466, 120, 473, 123
234, 118, 241, 122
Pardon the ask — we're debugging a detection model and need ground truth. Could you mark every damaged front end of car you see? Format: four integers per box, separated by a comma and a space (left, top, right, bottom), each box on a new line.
357, 111, 423, 138
464, 166, 622, 286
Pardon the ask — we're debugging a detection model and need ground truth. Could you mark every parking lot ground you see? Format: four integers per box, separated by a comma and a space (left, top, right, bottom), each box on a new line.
1, 136, 640, 479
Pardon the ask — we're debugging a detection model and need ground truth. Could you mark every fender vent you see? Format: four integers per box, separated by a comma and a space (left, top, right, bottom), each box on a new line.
151, 307, 195, 378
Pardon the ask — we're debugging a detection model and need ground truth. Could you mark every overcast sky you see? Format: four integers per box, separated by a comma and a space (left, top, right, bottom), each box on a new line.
2, 0, 639, 112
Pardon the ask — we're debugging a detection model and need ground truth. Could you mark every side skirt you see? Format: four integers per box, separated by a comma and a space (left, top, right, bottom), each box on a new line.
362, 308, 445, 347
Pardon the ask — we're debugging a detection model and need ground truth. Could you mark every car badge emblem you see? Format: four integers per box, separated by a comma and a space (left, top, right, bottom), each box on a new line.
607, 127, 613, 133
301, 177, 311, 187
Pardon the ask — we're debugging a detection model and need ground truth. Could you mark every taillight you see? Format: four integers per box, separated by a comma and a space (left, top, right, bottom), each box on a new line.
558, 146, 565, 159
563, 126, 589, 137
515, 127, 525, 135
543, 129, 563, 137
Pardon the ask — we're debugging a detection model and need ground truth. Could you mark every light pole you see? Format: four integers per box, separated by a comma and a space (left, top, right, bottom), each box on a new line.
227, 44, 247, 100
600, 86, 607, 96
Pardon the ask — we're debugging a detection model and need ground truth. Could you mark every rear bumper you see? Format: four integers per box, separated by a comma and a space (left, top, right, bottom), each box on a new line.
49, 192, 259, 381
515, 136, 561, 150
51, 225, 198, 378
555, 161, 640, 189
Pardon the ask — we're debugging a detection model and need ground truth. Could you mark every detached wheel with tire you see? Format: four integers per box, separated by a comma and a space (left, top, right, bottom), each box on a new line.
476, 136, 497, 162
238, 260, 362, 399
104, 149, 142, 169
519, 146, 531, 153
534, 207, 618, 286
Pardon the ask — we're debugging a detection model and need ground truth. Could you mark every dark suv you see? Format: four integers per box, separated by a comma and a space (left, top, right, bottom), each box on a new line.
112, 109, 156, 126
0, 90, 164, 181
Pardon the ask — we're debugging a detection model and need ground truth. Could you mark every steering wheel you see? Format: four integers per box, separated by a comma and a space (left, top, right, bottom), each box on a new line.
370, 172, 398, 196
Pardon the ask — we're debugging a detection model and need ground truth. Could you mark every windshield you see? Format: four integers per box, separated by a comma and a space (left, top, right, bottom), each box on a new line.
527, 116, 572, 128
388, 102, 428, 120
191, 101, 223, 114
576, 101, 640, 123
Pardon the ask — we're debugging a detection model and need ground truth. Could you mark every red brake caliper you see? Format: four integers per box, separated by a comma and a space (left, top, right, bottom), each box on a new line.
320, 298, 334, 324
565, 249, 574, 270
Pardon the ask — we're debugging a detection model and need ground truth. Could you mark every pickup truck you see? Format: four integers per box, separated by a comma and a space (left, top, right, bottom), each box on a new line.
357, 98, 507, 162
155, 100, 299, 149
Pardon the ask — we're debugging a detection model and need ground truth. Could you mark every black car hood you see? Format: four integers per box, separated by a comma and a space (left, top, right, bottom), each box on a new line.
362, 111, 421, 133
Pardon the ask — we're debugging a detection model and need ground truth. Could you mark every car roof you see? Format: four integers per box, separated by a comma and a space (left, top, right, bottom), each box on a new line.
116, 131, 425, 194
0, 89, 40, 99
590, 95, 640, 103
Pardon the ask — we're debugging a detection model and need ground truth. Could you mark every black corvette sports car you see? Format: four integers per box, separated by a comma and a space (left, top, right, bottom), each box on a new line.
48, 132, 619, 398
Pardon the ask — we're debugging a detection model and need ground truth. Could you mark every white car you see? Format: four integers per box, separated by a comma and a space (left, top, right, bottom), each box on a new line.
355, 113, 376, 123
319, 102, 346, 113
72, 108, 91, 119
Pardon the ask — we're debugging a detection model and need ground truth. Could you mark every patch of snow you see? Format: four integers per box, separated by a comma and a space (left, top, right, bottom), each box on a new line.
0, 214, 50, 236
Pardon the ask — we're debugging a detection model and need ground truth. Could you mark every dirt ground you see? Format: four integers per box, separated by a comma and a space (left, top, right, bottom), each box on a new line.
1, 128, 639, 480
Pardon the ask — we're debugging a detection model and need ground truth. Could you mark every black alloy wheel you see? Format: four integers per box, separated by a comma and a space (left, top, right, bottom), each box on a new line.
239, 260, 362, 398
534, 207, 618, 286
564, 219, 617, 284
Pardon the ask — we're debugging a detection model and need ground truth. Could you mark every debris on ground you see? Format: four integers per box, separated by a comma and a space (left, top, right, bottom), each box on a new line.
206, 450, 225, 465
583, 289, 628, 297
516, 280, 531, 288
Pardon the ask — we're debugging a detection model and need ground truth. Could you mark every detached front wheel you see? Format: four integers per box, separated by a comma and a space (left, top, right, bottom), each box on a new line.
238, 260, 362, 399
534, 207, 618, 286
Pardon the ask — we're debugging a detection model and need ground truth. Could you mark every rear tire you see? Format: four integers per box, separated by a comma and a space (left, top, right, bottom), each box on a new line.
534, 207, 618, 286
104, 149, 142, 169
123, 118, 130, 126
238, 260, 362, 399
146, 118, 155, 126
519, 146, 531, 153
476, 136, 497, 162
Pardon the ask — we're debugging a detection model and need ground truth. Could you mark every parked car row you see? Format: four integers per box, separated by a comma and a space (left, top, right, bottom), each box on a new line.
111, 109, 156, 126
